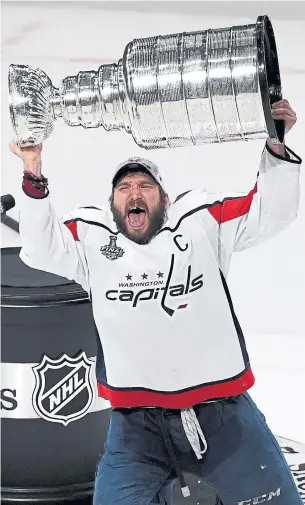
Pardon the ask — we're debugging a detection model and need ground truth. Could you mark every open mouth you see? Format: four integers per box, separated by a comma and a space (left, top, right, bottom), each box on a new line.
127, 207, 147, 229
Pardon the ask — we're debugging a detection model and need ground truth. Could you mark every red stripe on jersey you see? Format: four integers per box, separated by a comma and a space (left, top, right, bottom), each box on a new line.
65, 221, 79, 241
97, 367, 254, 409
208, 184, 258, 224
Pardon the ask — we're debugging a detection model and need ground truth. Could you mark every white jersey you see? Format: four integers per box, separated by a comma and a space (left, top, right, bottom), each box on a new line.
19, 145, 301, 408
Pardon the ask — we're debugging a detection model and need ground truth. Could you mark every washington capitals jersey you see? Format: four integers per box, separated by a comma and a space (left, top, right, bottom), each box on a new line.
19, 145, 301, 408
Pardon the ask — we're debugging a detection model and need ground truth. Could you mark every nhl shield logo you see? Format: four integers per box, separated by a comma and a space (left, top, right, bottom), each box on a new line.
100, 235, 124, 260
32, 351, 95, 426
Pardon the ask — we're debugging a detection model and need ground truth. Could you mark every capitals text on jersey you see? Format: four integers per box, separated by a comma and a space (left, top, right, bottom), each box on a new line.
105, 255, 203, 316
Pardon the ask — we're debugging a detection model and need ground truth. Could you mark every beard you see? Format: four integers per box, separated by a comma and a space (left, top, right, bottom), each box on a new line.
111, 199, 167, 245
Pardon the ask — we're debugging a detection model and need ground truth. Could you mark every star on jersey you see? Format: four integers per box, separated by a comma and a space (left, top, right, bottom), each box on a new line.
141, 273, 148, 280
157, 272, 164, 278
126, 274, 132, 281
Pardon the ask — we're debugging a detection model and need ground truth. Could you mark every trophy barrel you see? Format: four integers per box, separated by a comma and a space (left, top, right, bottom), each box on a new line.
122, 15, 283, 149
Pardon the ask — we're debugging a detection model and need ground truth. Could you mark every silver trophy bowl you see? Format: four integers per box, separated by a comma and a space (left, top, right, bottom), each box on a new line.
8, 15, 284, 149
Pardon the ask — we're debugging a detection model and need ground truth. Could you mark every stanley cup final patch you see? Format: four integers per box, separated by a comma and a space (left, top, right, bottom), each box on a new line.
100, 235, 124, 261
32, 351, 95, 426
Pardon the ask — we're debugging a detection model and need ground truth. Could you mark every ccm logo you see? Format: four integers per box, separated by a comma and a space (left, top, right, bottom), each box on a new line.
237, 487, 281, 505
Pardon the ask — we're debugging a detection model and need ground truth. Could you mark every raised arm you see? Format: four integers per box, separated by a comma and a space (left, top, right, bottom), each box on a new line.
9, 141, 90, 291
173, 100, 301, 275
210, 99, 301, 254
209, 141, 301, 253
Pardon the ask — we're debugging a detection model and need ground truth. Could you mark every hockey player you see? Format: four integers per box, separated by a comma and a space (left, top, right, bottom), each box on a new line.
9, 99, 303, 505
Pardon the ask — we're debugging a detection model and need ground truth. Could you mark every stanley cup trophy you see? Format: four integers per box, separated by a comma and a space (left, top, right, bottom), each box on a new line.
8, 15, 284, 150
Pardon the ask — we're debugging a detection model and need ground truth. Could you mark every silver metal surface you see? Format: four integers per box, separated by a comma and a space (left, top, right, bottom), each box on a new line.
8, 15, 283, 149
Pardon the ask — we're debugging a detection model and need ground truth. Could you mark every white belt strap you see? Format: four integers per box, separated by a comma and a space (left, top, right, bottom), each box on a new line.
181, 407, 208, 459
